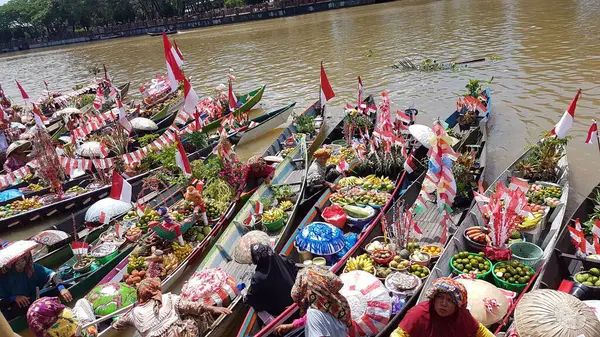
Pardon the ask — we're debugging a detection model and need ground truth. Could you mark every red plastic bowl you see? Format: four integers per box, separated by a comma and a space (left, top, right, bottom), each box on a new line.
371, 249, 394, 265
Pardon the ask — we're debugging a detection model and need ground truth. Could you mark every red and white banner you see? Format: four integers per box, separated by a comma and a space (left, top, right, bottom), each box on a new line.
59, 157, 93, 176
0, 164, 33, 189
551, 89, 581, 139
320, 62, 335, 105
32, 103, 48, 129
109, 171, 132, 203
174, 134, 192, 177
93, 87, 104, 111
585, 120, 598, 145
173, 41, 185, 66
70, 241, 89, 255
163, 33, 184, 92
117, 98, 132, 133
183, 77, 199, 114
15, 80, 29, 100
228, 81, 237, 111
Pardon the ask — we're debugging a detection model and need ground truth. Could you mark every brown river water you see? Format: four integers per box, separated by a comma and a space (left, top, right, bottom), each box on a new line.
1, 0, 600, 332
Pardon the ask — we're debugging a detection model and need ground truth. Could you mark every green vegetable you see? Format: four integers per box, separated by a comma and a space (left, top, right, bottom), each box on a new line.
204, 178, 234, 203
343, 205, 372, 219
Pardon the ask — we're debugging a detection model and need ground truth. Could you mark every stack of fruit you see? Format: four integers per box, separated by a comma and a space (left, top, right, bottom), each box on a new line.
338, 176, 364, 189
160, 253, 179, 278
125, 227, 142, 242
421, 245, 443, 258
340, 147, 356, 162
66, 185, 87, 195
27, 183, 44, 191
515, 210, 545, 230
389, 256, 411, 271
184, 225, 212, 242
409, 264, 430, 279
362, 175, 394, 192
330, 191, 354, 206
127, 256, 147, 273
465, 226, 491, 244
375, 265, 393, 279
138, 209, 161, 232
205, 199, 228, 220
527, 184, 562, 205
345, 254, 375, 274
279, 200, 293, 211
123, 270, 146, 287
493, 260, 533, 285
263, 208, 285, 223
172, 242, 192, 263
123, 211, 138, 222
169, 210, 185, 222
0, 198, 42, 218
575, 268, 600, 287
451, 251, 491, 276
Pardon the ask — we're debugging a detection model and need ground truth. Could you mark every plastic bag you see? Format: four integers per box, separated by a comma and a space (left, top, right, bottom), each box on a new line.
322, 204, 347, 229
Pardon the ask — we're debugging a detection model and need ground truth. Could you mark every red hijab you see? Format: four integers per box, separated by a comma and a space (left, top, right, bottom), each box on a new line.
399, 278, 479, 337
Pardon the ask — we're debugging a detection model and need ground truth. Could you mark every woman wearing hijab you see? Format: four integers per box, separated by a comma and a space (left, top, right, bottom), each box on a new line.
0, 253, 72, 320
306, 149, 339, 196
26, 297, 97, 337
390, 278, 494, 337
243, 156, 275, 190
244, 244, 298, 317
275, 265, 352, 337
112, 278, 232, 337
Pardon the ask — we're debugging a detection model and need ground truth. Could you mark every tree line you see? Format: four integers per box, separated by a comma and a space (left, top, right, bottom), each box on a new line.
0, 0, 266, 44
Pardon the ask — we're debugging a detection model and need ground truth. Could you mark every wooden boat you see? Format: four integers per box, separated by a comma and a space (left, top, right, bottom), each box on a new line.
147, 30, 178, 36
93, 137, 307, 337
238, 90, 492, 337
202, 85, 267, 133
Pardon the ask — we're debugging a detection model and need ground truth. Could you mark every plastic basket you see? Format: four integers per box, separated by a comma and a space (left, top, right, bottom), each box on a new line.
263, 217, 284, 232
450, 253, 492, 280
509, 242, 543, 268
492, 261, 535, 293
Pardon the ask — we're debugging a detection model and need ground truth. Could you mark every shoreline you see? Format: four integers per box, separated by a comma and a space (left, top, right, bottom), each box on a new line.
0, 0, 394, 54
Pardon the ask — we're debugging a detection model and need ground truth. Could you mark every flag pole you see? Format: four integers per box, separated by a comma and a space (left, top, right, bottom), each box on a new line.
594, 120, 600, 155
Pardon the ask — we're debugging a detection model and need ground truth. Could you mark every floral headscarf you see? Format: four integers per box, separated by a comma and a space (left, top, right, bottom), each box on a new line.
136, 278, 163, 313
291, 265, 352, 328
424, 277, 468, 308
26, 297, 66, 337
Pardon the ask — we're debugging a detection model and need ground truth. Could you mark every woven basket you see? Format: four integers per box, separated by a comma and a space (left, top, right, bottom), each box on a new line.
515, 289, 600, 337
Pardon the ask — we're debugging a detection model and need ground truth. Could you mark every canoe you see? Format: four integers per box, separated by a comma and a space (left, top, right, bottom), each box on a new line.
239, 90, 491, 337
202, 85, 267, 133
235, 103, 295, 146
93, 137, 307, 337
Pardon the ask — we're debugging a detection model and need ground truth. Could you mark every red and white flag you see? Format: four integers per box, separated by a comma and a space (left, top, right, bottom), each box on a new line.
70, 241, 89, 255
320, 62, 335, 105
254, 200, 264, 214
228, 81, 238, 112
115, 222, 124, 239
163, 33, 184, 92
183, 77, 199, 114
509, 177, 530, 193
110, 171, 132, 203
357, 76, 364, 107
403, 154, 416, 174
337, 158, 349, 173
104, 65, 112, 82
551, 89, 581, 138
174, 134, 192, 177
585, 120, 598, 144
171, 40, 184, 67
592, 218, 600, 237
568, 220, 587, 254
116, 98, 132, 133
93, 87, 104, 111
32, 103, 48, 129
15, 80, 29, 100
99, 211, 110, 224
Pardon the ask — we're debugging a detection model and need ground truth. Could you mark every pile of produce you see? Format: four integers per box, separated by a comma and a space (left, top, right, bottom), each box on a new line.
279, 200, 293, 211
66, 186, 87, 195
160, 253, 180, 277
365, 240, 397, 254
172, 242, 192, 262
123, 211, 138, 222
362, 175, 394, 192
127, 256, 147, 273
204, 179, 234, 203
515, 209, 545, 230
389, 256, 411, 270
27, 183, 44, 191
452, 251, 491, 275
409, 264, 430, 278
465, 226, 491, 244
184, 225, 212, 242
343, 205, 374, 219
493, 260, 533, 285
272, 185, 294, 202
346, 254, 375, 274
0, 198, 42, 218
375, 265, 393, 279
527, 184, 562, 207
421, 245, 443, 257
170, 200, 195, 217
138, 208, 161, 232
354, 190, 390, 206
337, 176, 364, 189
263, 208, 285, 223
280, 147, 294, 158
575, 268, 600, 287
331, 191, 355, 206
125, 227, 142, 241
411, 250, 430, 264
123, 270, 146, 287
205, 199, 228, 220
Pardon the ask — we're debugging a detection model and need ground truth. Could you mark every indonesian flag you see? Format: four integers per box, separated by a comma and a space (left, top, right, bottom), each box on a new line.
174, 134, 192, 177
228, 81, 238, 112
320, 62, 335, 105
99, 211, 109, 224
254, 201, 264, 214
104, 65, 112, 82
115, 222, 124, 239
551, 89, 581, 138
585, 120, 598, 144
171, 40, 184, 67
592, 218, 600, 237
15, 80, 29, 100
568, 220, 587, 254
337, 158, 349, 173
70, 241, 89, 255
110, 171, 132, 203
357, 76, 364, 106
44, 81, 49, 88
194, 109, 202, 131
183, 77, 199, 114
163, 33, 184, 92
32, 103, 48, 129
403, 154, 416, 174
285, 133, 297, 144
93, 87, 104, 111
116, 98, 132, 133
509, 177, 530, 193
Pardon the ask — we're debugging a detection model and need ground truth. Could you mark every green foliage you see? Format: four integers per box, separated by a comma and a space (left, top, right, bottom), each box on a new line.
225, 0, 245, 8
75, 94, 94, 109
295, 114, 315, 135
191, 156, 222, 182
138, 134, 159, 147
139, 144, 178, 172
188, 131, 208, 150
515, 134, 569, 182
465, 79, 482, 98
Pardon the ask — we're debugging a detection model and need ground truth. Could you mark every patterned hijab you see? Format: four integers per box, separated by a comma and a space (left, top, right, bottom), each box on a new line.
291, 265, 352, 328
136, 278, 163, 313
424, 277, 468, 308
26, 297, 66, 337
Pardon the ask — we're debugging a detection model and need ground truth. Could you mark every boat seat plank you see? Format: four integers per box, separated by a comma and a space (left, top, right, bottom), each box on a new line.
414, 202, 463, 244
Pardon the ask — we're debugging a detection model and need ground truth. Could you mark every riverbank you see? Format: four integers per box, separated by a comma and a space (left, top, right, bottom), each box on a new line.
0, 0, 393, 53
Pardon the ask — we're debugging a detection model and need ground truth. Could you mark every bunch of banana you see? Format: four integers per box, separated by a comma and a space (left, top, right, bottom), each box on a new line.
517, 211, 544, 230
263, 208, 285, 223
345, 254, 374, 274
